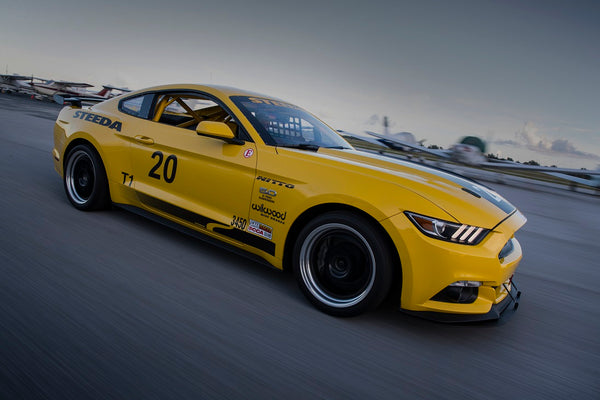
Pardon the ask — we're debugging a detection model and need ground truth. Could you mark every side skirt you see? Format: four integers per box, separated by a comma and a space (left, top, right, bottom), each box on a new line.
114, 203, 276, 270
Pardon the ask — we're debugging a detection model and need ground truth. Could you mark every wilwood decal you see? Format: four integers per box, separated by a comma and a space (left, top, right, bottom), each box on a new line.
251, 203, 287, 223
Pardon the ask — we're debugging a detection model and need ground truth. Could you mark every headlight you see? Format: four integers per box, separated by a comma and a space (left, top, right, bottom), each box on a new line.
404, 212, 489, 245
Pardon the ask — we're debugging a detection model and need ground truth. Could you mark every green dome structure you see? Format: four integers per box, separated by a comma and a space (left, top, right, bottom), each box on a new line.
459, 136, 486, 153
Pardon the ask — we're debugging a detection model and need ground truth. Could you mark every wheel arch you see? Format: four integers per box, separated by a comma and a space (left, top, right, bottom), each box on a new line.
63, 138, 112, 203
283, 203, 402, 286
63, 138, 102, 170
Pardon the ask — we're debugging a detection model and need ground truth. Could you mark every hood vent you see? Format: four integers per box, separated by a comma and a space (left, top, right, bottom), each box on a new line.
462, 187, 482, 198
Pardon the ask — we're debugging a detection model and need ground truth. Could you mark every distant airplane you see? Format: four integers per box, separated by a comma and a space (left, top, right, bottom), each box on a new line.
30, 80, 130, 100
341, 122, 600, 189
364, 131, 488, 166
0, 74, 37, 94
341, 129, 488, 165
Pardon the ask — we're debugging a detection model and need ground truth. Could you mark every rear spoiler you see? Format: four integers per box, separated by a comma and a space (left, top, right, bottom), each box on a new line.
102, 85, 131, 92
53, 94, 105, 108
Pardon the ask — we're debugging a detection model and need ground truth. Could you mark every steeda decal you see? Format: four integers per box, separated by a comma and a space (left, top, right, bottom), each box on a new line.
73, 110, 122, 132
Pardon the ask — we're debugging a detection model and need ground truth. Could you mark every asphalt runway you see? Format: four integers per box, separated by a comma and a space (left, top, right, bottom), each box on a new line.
1, 93, 598, 399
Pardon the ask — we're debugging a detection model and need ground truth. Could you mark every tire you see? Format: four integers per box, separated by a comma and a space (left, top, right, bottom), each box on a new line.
63, 144, 110, 211
293, 211, 394, 317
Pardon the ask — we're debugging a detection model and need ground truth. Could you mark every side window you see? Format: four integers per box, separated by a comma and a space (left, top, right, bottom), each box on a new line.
163, 97, 219, 115
151, 92, 241, 138
120, 94, 153, 118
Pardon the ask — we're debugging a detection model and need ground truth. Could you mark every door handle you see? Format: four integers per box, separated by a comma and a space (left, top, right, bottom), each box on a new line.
134, 135, 154, 145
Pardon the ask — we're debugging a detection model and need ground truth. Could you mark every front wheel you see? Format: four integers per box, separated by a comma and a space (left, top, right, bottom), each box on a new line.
63, 144, 110, 211
293, 211, 394, 317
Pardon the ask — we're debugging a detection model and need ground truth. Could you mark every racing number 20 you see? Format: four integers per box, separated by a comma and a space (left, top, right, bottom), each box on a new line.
149, 151, 177, 183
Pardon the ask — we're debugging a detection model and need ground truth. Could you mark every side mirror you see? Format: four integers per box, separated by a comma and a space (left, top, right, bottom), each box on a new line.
196, 121, 244, 145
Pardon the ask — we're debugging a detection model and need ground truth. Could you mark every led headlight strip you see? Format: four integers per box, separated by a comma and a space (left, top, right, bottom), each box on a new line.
404, 212, 489, 245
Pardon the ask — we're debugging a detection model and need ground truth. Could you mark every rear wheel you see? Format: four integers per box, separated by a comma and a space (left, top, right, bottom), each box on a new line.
64, 144, 110, 211
293, 211, 394, 317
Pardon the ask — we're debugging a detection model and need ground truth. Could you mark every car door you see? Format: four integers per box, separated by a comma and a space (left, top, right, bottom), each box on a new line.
126, 92, 257, 235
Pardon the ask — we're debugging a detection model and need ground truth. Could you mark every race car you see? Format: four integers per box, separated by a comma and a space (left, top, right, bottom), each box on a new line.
52, 84, 525, 321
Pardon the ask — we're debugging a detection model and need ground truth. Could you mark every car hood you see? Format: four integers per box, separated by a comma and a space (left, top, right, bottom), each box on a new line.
318, 148, 516, 228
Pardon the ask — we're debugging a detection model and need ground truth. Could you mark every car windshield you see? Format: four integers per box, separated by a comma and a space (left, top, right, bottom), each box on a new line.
231, 96, 352, 150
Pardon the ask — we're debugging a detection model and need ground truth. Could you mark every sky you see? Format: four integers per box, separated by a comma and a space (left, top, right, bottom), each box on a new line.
1, 0, 599, 168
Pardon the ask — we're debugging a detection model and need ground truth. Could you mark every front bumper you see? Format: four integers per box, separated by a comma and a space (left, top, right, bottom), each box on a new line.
400, 280, 522, 322
381, 209, 526, 317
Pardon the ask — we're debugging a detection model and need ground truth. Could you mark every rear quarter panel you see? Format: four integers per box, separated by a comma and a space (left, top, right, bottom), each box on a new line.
53, 101, 137, 205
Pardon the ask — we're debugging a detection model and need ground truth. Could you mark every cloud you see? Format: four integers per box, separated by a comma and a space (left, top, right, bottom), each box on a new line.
550, 139, 576, 153
364, 114, 398, 130
493, 139, 520, 146
365, 114, 380, 126
493, 122, 600, 160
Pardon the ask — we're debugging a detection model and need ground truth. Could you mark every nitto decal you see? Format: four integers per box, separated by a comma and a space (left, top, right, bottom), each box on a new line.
73, 110, 122, 132
247, 220, 273, 240
252, 203, 287, 223
256, 176, 294, 189
243, 148, 254, 158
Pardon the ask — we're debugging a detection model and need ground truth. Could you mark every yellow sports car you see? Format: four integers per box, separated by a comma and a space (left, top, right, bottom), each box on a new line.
53, 84, 525, 321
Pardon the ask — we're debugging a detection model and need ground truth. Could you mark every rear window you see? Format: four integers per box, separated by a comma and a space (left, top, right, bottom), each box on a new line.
120, 96, 144, 116
119, 94, 154, 119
